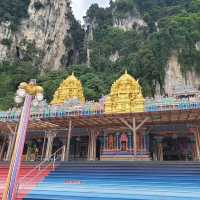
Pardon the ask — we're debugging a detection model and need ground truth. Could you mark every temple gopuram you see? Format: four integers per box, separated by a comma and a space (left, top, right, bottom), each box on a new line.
51, 72, 85, 105
105, 70, 144, 113
0, 71, 200, 162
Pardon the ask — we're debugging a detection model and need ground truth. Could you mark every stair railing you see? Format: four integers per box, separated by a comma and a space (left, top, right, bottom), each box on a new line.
15, 145, 65, 198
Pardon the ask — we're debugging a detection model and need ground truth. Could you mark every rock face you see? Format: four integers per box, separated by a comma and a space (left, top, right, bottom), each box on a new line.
196, 41, 200, 51
164, 53, 200, 96
113, 16, 147, 31
0, 22, 16, 61
0, 0, 72, 71
109, 51, 119, 62
83, 17, 95, 68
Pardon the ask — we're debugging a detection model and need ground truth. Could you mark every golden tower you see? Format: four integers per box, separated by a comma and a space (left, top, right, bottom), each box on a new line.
51, 73, 85, 105
105, 70, 144, 113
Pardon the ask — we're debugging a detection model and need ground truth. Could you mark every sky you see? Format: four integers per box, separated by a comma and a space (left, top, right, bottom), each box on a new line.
71, 0, 110, 23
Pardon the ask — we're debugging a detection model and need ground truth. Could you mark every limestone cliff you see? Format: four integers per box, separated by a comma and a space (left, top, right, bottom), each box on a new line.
0, 22, 16, 60
0, 0, 72, 71
164, 53, 200, 96
112, 1, 147, 31
113, 15, 147, 31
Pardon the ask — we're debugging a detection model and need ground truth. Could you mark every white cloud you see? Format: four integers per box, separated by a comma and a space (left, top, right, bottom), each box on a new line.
71, 0, 110, 23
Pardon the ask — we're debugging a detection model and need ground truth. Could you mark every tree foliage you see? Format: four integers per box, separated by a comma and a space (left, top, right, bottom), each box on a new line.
0, 0, 30, 30
0, 0, 200, 109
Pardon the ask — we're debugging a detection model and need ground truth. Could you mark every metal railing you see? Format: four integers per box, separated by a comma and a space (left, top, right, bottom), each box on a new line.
15, 145, 65, 198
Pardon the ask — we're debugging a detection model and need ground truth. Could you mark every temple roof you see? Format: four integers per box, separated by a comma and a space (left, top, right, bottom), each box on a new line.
110, 70, 141, 95
116, 70, 137, 83
51, 73, 85, 105
105, 70, 144, 113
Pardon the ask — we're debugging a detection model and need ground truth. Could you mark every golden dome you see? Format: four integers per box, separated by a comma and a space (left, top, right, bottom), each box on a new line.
105, 70, 144, 113
51, 73, 85, 105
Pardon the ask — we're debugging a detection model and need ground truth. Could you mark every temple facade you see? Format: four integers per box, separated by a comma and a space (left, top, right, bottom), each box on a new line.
0, 71, 200, 162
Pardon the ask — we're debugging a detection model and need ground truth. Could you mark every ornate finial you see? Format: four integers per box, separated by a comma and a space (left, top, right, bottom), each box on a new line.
125, 69, 128, 74
72, 72, 74, 76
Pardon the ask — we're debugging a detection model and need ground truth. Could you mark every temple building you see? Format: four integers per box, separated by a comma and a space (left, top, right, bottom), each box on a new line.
0, 71, 200, 163
51, 72, 85, 105
105, 70, 144, 113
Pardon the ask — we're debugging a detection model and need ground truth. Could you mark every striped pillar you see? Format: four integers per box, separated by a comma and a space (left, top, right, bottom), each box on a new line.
2, 94, 32, 200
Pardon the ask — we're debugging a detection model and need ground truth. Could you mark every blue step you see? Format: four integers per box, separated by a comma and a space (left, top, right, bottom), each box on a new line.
24, 161, 200, 200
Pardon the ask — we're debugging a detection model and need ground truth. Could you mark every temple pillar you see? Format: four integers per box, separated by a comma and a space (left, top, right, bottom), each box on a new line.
45, 133, 56, 160
138, 132, 142, 152
41, 134, 47, 161
145, 133, 150, 152
103, 132, 106, 151
88, 130, 98, 161
194, 128, 200, 161
141, 130, 149, 153
127, 131, 132, 151
61, 143, 65, 161
133, 117, 137, 155
115, 132, 120, 151
189, 136, 195, 161
143, 132, 150, 153
103, 133, 108, 151
65, 120, 72, 161
143, 133, 146, 152
88, 132, 91, 160
5, 135, 15, 161
155, 137, 163, 161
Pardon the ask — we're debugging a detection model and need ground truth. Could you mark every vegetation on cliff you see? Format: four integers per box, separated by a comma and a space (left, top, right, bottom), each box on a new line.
0, 0, 30, 30
0, 0, 200, 109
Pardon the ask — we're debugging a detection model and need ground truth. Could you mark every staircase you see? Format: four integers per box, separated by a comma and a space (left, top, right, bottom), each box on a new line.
24, 161, 200, 200
0, 162, 52, 200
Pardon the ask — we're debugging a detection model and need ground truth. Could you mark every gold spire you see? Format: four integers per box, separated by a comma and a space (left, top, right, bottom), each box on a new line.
51, 73, 85, 105
105, 71, 144, 113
